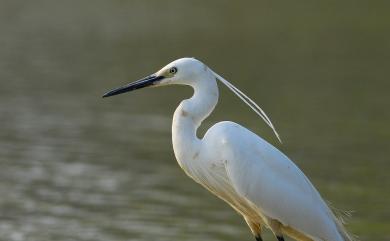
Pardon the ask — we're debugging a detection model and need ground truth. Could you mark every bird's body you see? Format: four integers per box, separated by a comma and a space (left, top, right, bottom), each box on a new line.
103, 58, 353, 241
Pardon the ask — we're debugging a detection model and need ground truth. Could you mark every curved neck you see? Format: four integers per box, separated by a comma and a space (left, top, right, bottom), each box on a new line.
172, 72, 219, 168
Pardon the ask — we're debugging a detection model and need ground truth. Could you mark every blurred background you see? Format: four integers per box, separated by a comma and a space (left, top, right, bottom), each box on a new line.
0, 0, 389, 240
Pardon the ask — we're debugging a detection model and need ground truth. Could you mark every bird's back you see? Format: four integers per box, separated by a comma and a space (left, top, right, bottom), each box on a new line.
200, 121, 350, 241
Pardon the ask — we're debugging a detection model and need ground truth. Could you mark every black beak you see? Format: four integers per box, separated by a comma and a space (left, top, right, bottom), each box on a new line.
102, 75, 164, 98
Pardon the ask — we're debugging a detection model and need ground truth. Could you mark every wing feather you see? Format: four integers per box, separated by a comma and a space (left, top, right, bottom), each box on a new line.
207, 121, 343, 241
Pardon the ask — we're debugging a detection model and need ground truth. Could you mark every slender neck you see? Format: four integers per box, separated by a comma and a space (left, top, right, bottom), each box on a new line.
172, 72, 219, 167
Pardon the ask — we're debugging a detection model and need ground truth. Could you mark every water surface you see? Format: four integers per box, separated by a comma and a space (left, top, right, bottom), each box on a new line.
0, 1, 389, 240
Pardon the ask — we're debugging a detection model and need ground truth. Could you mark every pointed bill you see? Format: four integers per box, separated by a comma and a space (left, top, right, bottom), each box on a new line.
103, 75, 164, 98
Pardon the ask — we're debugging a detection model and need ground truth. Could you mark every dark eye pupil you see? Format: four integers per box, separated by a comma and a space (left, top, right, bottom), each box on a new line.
170, 67, 177, 74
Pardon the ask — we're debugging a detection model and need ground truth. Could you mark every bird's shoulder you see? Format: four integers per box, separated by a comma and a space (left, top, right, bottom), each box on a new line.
203, 121, 258, 145
203, 121, 278, 161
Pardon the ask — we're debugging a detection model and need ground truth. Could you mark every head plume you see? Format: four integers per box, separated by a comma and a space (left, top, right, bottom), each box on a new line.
210, 70, 282, 143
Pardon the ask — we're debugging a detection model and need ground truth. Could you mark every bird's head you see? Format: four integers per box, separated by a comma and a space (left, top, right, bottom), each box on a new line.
102, 57, 207, 98
103, 57, 282, 143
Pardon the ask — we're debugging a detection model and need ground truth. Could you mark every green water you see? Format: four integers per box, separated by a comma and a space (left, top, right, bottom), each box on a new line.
0, 1, 389, 240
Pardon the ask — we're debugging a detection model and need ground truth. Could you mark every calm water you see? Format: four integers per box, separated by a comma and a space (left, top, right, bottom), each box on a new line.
0, 1, 389, 240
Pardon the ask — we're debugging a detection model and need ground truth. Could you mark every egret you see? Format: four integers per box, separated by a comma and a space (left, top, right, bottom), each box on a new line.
103, 58, 353, 241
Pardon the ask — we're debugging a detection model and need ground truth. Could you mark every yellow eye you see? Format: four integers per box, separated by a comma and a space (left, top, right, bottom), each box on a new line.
169, 67, 177, 74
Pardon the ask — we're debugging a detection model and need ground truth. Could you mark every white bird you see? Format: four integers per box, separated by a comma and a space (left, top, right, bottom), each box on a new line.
103, 58, 353, 241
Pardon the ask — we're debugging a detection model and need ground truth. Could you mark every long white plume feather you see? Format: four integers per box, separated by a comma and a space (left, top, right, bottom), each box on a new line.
211, 70, 282, 143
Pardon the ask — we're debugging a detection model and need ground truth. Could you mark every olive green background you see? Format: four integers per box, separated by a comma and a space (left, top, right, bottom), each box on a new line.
0, 1, 389, 240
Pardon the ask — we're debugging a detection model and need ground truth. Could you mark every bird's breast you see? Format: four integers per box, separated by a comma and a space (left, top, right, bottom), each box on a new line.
184, 157, 263, 222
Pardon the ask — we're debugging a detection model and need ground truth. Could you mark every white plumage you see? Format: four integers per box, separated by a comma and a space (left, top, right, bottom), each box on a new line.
103, 57, 353, 241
